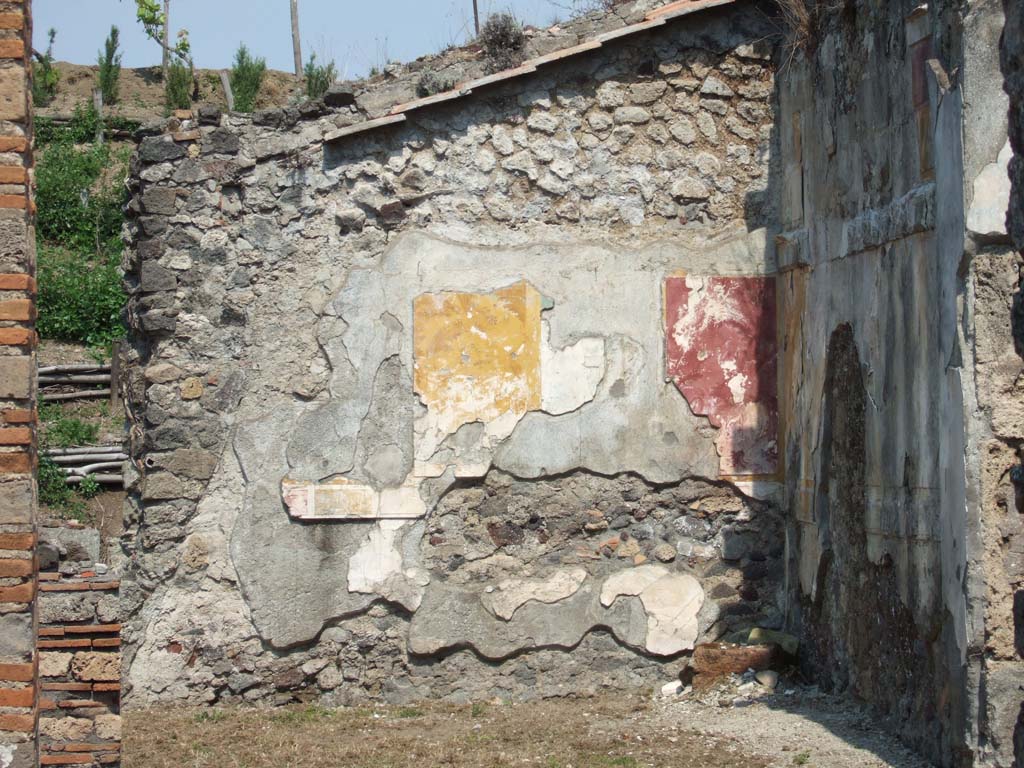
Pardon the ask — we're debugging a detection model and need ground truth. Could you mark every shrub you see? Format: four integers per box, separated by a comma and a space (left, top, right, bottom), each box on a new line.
78, 475, 101, 499
230, 44, 266, 113
304, 52, 337, 101
35, 136, 128, 346
36, 103, 138, 147
416, 71, 457, 98
33, 28, 60, 107
35, 138, 124, 254
165, 61, 192, 112
478, 13, 526, 74
97, 25, 122, 105
43, 413, 99, 448
37, 246, 126, 346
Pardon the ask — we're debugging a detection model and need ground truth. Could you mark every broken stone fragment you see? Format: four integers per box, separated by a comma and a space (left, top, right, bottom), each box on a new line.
179, 377, 204, 400
324, 83, 356, 108
671, 175, 710, 200
613, 106, 652, 125
700, 75, 735, 98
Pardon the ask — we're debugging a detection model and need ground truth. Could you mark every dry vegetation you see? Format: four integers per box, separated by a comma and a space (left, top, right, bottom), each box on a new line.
39, 62, 303, 121
123, 696, 767, 768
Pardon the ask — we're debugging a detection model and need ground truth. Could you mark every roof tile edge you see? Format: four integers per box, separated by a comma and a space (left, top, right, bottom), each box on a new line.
324, 0, 739, 146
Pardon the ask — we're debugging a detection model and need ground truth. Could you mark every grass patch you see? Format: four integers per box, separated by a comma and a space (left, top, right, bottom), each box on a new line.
40, 408, 99, 448
793, 751, 811, 765
270, 705, 335, 725
194, 709, 229, 724
396, 707, 424, 719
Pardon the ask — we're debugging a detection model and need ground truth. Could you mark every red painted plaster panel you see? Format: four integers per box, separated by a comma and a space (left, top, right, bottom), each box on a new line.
665, 275, 778, 476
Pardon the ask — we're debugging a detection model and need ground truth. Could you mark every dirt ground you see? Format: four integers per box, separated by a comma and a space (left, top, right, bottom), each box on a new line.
123, 690, 934, 768
39, 62, 303, 122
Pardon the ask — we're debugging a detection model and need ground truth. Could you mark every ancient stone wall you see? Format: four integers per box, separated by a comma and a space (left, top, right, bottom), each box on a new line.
776, 0, 1020, 765
0, 1, 36, 767
998, 0, 1024, 763
120, 1, 788, 705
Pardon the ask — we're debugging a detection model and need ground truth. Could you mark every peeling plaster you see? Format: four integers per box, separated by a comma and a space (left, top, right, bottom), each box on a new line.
481, 568, 589, 620
665, 275, 779, 476
601, 564, 705, 654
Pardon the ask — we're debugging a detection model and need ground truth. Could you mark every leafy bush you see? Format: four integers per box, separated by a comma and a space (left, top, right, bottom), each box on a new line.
479, 13, 526, 74
43, 412, 100, 448
36, 103, 139, 147
416, 71, 457, 98
38, 455, 87, 521
165, 61, 192, 112
230, 44, 266, 113
37, 246, 126, 346
97, 25, 122, 105
35, 138, 125, 254
304, 52, 337, 101
33, 28, 60, 107
78, 475, 101, 499
35, 135, 127, 346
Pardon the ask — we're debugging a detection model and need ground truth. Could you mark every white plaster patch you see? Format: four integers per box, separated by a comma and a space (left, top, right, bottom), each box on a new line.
540, 320, 606, 415
0, 744, 16, 768
481, 568, 588, 620
601, 564, 704, 655
348, 520, 428, 611
967, 139, 1012, 238
671, 275, 745, 353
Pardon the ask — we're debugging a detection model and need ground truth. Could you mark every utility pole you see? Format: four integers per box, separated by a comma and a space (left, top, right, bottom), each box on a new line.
162, 0, 170, 80
291, 0, 303, 77
472, 0, 480, 36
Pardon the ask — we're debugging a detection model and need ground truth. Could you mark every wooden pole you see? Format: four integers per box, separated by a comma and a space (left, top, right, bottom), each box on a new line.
109, 341, 122, 415
473, 0, 480, 36
92, 88, 104, 145
290, 0, 303, 77
220, 70, 235, 112
162, 0, 170, 80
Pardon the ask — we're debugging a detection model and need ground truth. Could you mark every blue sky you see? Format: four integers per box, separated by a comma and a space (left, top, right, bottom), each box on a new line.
35, 0, 587, 79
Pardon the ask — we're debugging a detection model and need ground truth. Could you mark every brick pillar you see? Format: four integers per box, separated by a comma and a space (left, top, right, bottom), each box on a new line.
0, 1, 36, 767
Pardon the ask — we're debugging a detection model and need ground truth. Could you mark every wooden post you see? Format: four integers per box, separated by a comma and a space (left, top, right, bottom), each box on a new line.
220, 70, 235, 112
290, 0, 303, 77
472, 0, 480, 36
92, 88, 104, 145
109, 341, 122, 415
162, 0, 170, 80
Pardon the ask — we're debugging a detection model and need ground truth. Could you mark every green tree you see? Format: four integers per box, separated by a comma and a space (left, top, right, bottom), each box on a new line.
97, 25, 122, 105
230, 44, 266, 113
304, 52, 337, 101
131, 0, 196, 104
32, 28, 59, 107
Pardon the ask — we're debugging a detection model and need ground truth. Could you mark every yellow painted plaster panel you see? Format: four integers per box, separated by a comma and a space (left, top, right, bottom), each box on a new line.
413, 281, 542, 438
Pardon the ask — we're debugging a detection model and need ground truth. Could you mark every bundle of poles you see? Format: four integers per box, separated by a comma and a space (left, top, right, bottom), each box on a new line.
38, 363, 112, 402
45, 446, 126, 486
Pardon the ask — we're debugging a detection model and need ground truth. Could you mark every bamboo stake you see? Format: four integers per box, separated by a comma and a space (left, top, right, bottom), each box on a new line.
42, 389, 112, 402
45, 446, 123, 456
64, 461, 124, 476
38, 375, 112, 386
66, 474, 122, 486
51, 454, 127, 465
38, 364, 111, 375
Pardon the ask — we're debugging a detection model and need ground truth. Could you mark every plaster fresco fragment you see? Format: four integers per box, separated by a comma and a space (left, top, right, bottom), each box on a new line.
413, 280, 542, 458
664, 275, 779, 476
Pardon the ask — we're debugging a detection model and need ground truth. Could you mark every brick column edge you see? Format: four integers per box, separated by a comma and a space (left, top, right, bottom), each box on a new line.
0, 1, 37, 767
